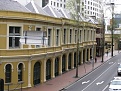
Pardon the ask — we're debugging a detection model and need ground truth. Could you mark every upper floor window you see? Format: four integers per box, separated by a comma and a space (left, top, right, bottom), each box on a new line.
9, 26, 21, 48
70, 29, 72, 43
63, 29, 66, 44
5, 64, 11, 83
48, 29, 51, 46
75, 30, 77, 43
56, 29, 59, 46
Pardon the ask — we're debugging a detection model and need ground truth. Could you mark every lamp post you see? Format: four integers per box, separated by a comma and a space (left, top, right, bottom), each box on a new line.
75, 0, 80, 78
111, 3, 114, 57
101, 12, 105, 63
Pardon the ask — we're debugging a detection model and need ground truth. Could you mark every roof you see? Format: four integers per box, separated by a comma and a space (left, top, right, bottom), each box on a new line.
25, 0, 49, 16
43, 5, 63, 18
0, 0, 30, 12
58, 8, 71, 19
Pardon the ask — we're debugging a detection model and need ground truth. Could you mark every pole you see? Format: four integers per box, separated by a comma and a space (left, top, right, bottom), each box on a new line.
111, 3, 114, 57
101, 13, 105, 62
75, 0, 80, 78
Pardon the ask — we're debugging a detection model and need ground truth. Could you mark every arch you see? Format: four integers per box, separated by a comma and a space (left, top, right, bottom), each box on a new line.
62, 54, 66, 73
33, 61, 41, 85
46, 59, 51, 80
5, 64, 12, 83
68, 53, 72, 69
4, 63, 13, 73
17, 62, 25, 71
55, 57, 59, 76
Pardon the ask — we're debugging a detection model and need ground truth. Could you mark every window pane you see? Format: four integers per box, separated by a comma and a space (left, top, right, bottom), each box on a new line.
15, 37, 20, 47
9, 37, 12, 47
9, 27, 14, 33
15, 27, 20, 33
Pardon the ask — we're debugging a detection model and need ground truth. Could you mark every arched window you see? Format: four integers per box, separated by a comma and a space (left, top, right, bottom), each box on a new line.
18, 63, 23, 82
5, 64, 11, 83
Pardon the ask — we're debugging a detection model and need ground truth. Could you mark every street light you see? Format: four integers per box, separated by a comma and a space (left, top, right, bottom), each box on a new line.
75, 0, 80, 78
106, 3, 114, 57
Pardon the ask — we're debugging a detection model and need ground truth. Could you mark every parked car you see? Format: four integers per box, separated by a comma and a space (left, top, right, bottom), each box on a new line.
117, 65, 121, 76
109, 77, 121, 91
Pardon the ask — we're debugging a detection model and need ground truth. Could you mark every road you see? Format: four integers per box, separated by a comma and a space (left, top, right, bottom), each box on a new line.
63, 53, 121, 91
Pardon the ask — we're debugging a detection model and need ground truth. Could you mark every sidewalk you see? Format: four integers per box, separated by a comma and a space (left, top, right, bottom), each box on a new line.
23, 50, 119, 91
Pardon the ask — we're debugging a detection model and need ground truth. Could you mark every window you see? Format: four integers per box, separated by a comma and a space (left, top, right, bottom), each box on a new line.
5, 64, 11, 83
18, 63, 23, 82
80, 30, 81, 42
56, 29, 59, 46
75, 30, 77, 43
84, 30, 85, 41
48, 29, 51, 46
63, 29, 66, 44
70, 29, 72, 43
9, 26, 21, 48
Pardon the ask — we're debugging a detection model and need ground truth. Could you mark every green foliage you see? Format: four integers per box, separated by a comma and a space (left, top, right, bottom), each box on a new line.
113, 34, 120, 42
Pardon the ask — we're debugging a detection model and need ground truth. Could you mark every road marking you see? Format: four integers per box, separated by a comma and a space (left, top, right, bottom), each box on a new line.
82, 62, 116, 91
64, 59, 111, 89
82, 80, 90, 84
96, 81, 104, 85
109, 62, 113, 64
102, 85, 108, 91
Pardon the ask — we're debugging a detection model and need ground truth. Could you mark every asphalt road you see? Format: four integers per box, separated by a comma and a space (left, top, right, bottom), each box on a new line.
64, 53, 121, 91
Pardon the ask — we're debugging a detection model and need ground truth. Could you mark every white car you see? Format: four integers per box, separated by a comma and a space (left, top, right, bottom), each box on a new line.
118, 65, 121, 76
109, 77, 121, 91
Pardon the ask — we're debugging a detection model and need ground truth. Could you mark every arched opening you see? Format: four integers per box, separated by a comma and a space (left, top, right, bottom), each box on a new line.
62, 54, 66, 73
68, 53, 72, 69
79, 51, 81, 65
33, 62, 41, 85
55, 57, 59, 76
74, 52, 76, 68
46, 59, 51, 80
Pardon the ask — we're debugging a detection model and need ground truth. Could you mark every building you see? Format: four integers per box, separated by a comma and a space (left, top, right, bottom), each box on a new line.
0, 0, 97, 90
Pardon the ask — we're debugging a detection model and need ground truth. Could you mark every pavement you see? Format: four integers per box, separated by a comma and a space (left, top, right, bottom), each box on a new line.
23, 50, 119, 91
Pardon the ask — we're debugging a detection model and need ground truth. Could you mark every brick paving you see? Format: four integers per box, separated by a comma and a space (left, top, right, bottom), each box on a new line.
23, 51, 119, 91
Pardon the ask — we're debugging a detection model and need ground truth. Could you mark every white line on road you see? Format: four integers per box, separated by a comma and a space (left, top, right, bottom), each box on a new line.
102, 85, 108, 91
82, 80, 90, 84
109, 62, 113, 64
82, 62, 116, 91
96, 81, 104, 85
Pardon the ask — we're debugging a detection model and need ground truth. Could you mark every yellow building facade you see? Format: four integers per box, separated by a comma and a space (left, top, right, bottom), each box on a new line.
0, 11, 97, 90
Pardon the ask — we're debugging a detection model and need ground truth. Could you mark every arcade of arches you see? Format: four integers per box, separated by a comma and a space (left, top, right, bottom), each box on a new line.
32, 47, 96, 86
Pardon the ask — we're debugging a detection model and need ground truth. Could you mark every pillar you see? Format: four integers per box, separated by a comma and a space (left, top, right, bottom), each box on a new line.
41, 59, 46, 83
51, 57, 55, 78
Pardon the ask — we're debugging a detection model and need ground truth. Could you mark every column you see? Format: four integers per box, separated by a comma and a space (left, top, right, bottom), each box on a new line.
88, 48, 90, 61
51, 57, 55, 78
59, 55, 62, 75
71, 52, 74, 69
66, 53, 69, 71
28, 60, 32, 87
41, 59, 46, 83
81, 50, 83, 64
